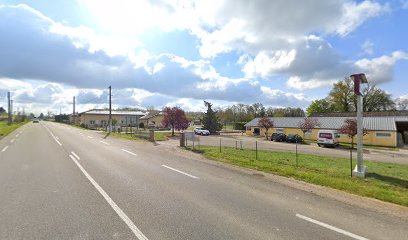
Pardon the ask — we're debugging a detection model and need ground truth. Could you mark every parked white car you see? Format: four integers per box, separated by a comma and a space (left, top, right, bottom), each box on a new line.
194, 127, 210, 135
317, 130, 340, 147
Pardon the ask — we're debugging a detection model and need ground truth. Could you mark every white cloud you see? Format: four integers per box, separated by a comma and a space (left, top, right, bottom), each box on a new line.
402, 0, 408, 9
355, 51, 408, 84
241, 50, 296, 78
361, 40, 374, 55
332, 1, 389, 37
286, 77, 335, 90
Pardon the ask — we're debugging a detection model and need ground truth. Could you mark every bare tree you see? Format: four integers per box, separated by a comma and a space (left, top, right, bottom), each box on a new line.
339, 119, 368, 149
298, 117, 320, 139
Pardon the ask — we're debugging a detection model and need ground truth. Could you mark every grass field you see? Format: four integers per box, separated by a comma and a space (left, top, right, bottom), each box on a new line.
187, 146, 408, 207
0, 120, 30, 138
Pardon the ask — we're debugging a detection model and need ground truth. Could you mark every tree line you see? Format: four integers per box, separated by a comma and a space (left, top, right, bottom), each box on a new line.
307, 77, 407, 115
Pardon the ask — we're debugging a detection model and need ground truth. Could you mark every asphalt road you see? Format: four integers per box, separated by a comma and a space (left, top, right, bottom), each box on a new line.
194, 134, 408, 165
0, 122, 407, 240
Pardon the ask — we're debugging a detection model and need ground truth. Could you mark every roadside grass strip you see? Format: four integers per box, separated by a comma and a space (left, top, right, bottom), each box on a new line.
186, 146, 408, 207
0, 120, 30, 138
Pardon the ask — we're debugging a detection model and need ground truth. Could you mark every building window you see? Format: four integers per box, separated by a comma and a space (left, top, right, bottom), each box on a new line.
376, 132, 391, 138
90, 120, 96, 125
276, 128, 284, 133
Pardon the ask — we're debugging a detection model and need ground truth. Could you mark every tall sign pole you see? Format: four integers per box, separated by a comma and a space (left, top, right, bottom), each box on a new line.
350, 73, 368, 177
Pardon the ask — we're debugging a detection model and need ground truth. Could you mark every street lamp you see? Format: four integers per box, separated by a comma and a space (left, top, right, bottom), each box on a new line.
350, 73, 368, 177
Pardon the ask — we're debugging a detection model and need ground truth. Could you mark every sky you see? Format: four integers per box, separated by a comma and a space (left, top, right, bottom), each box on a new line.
0, 0, 407, 115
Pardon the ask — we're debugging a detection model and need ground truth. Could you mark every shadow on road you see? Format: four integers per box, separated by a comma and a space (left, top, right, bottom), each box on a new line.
104, 132, 110, 139
366, 172, 408, 188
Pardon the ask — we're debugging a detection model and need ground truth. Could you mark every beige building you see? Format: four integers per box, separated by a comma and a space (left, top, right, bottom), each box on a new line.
139, 111, 164, 128
77, 110, 147, 129
244, 111, 408, 148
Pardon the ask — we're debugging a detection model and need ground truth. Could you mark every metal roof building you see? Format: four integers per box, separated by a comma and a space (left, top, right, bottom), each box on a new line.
245, 116, 408, 131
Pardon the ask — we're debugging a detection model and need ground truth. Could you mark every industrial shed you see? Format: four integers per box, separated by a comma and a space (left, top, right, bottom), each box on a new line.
244, 114, 408, 148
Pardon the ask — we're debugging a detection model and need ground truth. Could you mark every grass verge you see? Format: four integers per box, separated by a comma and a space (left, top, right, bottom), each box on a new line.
186, 146, 408, 207
0, 120, 30, 138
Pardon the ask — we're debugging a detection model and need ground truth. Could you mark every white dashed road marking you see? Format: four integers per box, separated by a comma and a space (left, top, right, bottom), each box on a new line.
161, 165, 199, 179
2, 146, 9, 152
121, 149, 138, 156
296, 214, 369, 240
100, 141, 109, 145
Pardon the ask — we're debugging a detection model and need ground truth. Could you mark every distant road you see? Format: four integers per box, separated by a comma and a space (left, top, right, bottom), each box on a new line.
0, 121, 407, 239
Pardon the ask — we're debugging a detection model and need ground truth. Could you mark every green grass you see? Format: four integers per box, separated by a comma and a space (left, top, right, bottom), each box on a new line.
186, 146, 408, 207
0, 120, 30, 137
99, 131, 178, 142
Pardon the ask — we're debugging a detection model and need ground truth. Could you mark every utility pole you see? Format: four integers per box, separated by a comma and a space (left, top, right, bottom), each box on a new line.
108, 86, 112, 133
7, 92, 11, 125
73, 96, 76, 125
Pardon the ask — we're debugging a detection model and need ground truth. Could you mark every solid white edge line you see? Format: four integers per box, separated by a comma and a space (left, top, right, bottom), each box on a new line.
2, 146, 9, 152
100, 141, 109, 145
71, 151, 80, 160
68, 154, 148, 240
121, 149, 138, 156
161, 165, 199, 179
295, 214, 369, 240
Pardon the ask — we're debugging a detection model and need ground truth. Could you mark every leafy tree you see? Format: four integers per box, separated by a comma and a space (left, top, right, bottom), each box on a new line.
39, 113, 44, 119
313, 78, 396, 113
352, 83, 395, 112
0, 107, 5, 114
202, 101, 222, 134
306, 99, 335, 115
161, 107, 189, 136
139, 122, 145, 129
257, 117, 274, 139
298, 117, 320, 139
111, 118, 117, 126
328, 77, 354, 112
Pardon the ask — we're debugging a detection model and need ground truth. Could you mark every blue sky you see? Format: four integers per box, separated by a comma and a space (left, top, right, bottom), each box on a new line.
0, 0, 407, 114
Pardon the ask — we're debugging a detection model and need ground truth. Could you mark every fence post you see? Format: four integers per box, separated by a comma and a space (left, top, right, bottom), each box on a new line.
235, 140, 237, 150
256, 141, 258, 161
296, 139, 298, 167
240, 140, 243, 150
219, 138, 222, 153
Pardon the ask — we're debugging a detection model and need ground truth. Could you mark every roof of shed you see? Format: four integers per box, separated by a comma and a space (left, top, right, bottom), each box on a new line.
245, 116, 408, 131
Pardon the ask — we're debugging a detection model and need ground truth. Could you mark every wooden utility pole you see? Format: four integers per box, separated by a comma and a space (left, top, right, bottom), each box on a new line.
109, 86, 112, 133
73, 96, 76, 125
7, 92, 12, 125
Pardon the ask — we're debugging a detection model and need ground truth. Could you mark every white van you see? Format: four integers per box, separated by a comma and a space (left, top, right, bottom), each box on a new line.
317, 130, 340, 147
